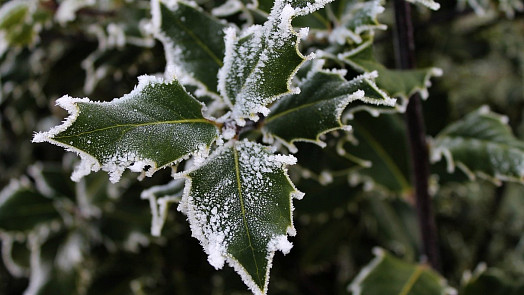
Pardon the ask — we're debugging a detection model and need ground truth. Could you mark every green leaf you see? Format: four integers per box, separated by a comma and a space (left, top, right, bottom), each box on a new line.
0, 179, 61, 233
262, 61, 396, 152
431, 106, 524, 184
27, 230, 88, 295
405, 0, 440, 10
178, 139, 302, 295
141, 179, 184, 236
340, 112, 411, 194
0, 0, 29, 30
339, 41, 442, 105
33, 76, 219, 183
348, 248, 453, 295
329, 0, 387, 45
461, 266, 524, 295
153, 0, 227, 95
218, 0, 333, 123
0, 235, 31, 277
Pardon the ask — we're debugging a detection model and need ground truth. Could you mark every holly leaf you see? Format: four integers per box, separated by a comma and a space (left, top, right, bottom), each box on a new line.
218, 0, 333, 123
461, 266, 524, 295
0, 179, 61, 233
33, 76, 219, 183
405, 0, 440, 10
328, 0, 387, 45
262, 61, 396, 152
348, 248, 454, 295
177, 139, 302, 295
339, 41, 442, 106
431, 106, 524, 185
152, 0, 227, 96
141, 179, 184, 236
340, 112, 411, 194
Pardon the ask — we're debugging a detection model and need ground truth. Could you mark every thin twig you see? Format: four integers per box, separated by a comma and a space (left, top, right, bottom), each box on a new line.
393, 0, 441, 272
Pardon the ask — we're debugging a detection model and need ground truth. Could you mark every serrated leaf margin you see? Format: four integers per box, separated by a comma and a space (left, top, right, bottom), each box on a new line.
174, 139, 303, 295
32, 75, 218, 183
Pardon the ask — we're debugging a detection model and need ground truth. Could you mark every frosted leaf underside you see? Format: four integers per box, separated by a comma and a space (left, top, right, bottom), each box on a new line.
155, 1, 226, 94
33, 76, 218, 182
179, 140, 301, 295
432, 107, 524, 184
263, 66, 395, 151
219, 0, 333, 121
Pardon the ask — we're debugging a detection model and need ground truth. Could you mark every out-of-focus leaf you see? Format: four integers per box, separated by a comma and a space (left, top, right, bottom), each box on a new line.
0, 180, 61, 233
178, 139, 302, 295
405, 0, 440, 10
33, 76, 219, 183
431, 106, 524, 185
153, 0, 226, 95
461, 266, 524, 295
0, 1, 29, 30
340, 112, 411, 194
348, 248, 453, 295
141, 179, 184, 236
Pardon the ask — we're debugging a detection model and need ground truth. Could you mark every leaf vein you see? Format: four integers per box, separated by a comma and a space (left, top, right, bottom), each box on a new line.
232, 145, 261, 283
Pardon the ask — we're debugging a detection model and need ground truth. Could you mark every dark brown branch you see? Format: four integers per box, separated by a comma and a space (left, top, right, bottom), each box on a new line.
393, 0, 441, 272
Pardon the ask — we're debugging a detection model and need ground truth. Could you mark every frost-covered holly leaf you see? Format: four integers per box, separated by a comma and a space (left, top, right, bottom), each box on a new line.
348, 248, 453, 295
0, 179, 61, 233
152, 0, 227, 96
326, 0, 387, 45
24, 230, 89, 295
340, 112, 411, 194
178, 139, 302, 295
33, 76, 219, 183
431, 106, 524, 185
262, 61, 396, 152
0, 0, 49, 51
405, 0, 440, 10
141, 179, 184, 236
218, 0, 333, 123
461, 266, 524, 295
339, 41, 442, 107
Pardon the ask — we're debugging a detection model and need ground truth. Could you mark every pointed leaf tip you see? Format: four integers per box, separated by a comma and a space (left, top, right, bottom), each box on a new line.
33, 76, 218, 182
179, 139, 301, 294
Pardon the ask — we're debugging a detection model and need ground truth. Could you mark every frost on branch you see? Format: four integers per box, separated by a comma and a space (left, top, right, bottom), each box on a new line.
152, 0, 227, 97
177, 140, 303, 295
33, 75, 218, 183
431, 106, 524, 185
217, 0, 334, 123
262, 61, 396, 153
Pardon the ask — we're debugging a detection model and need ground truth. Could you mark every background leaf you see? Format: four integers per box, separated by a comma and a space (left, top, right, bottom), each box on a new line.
153, 0, 226, 95
348, 248, 453, 295
431, 106, 524, 184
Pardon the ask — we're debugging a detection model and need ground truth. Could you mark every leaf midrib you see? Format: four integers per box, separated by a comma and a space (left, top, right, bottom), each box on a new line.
232, 144, 262, 284
398, 265, 424, 295
55, 119, 210, 139
265, 94, 345, 123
